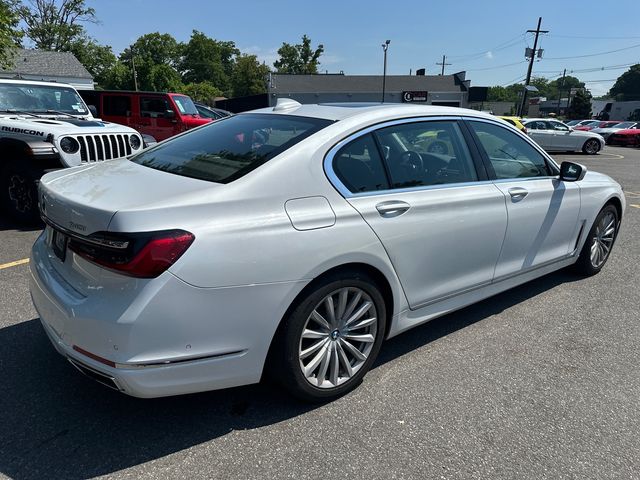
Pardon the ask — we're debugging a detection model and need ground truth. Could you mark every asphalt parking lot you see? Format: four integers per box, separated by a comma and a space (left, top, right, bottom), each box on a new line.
0, 146, 638, 480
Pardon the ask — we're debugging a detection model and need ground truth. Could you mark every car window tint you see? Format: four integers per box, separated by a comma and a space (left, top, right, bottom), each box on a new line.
373, 121, 478, 189
551, 121, 569, 131
469, 121, 551, 179
131, 113, 332, 183
103, 95, 131, 116
333, 134, 389, 193
140, 97, 172, 118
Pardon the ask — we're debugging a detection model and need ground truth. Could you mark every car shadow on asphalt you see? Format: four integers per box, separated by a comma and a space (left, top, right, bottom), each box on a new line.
0, 269, 582, 479
0, 216, 42, 232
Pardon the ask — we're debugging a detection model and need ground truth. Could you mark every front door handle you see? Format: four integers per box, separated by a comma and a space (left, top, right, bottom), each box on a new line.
376, 200, 410, 217
508, 187, 528, 201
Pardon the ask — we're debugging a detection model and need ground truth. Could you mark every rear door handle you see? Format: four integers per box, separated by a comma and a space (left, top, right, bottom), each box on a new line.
508, 187, 528, 201
376, 200, 410, 217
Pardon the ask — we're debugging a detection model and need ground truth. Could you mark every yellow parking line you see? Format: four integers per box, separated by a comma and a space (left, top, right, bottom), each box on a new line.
0, 258, 30, 270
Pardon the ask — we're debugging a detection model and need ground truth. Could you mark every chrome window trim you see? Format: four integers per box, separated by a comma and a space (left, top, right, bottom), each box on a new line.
324, 115, 561, 199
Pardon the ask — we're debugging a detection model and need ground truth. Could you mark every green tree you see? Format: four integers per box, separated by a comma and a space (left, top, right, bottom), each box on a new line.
608, 64, 640, 101
180, 31, 238, 95
566, 89, 592, 120
119, 33, 182, 92
0, 0, 22, 68
273, 34, 324, 74
68, 37, 116, 87
100, 61, 133, 90
147, 63, 182, 92
19, 0, 97, 51
179, 81, 223, 104
232, 54, 269, 97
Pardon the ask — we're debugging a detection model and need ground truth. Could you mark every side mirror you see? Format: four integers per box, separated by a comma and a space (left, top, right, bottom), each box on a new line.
87, 105, 98, 117
164, 110, 176, 119
560, 161, 587, 182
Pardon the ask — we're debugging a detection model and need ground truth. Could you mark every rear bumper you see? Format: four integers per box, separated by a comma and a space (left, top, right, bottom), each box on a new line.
29, 234, 308, 398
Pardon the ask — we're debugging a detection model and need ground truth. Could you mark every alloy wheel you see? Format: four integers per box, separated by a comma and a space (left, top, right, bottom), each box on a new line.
298, 287, 378, 389
590, 211, 616, 269
585, 139, 599, 154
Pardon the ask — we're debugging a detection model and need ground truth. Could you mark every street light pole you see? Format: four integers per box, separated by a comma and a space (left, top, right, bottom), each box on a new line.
381, 40, 390, 103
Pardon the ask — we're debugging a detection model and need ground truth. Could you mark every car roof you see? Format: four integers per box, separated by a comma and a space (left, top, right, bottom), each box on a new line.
0, 78, 75, 88
248, 101, 497, 123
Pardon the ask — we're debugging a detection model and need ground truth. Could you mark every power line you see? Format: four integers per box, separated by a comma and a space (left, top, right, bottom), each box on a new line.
447, 34, 525, 61
465, 60, 527, 72
544, 42, 640, 60
549, 34, 640, 40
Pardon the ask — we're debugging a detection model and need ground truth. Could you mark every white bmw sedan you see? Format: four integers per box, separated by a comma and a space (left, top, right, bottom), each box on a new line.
522, 118, 605, 154
30, 100, 625, 402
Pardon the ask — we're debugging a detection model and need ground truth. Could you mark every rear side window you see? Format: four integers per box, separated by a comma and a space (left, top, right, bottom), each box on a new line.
103, 95, 131, 116
130, 113, 332, 183
469, 121, 551, 179
333, 134, 389, 193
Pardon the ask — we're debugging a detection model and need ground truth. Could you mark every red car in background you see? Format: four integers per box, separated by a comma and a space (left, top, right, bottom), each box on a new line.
607, 125, 640, 146
574, 120, 621, 131
80, 90, 212, 141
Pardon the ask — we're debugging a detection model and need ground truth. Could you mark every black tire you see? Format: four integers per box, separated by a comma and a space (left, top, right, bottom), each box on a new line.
0, 160, 41, 224
270, 271, 387, 402
582, 138, 601, 155
573, 204, 619, 276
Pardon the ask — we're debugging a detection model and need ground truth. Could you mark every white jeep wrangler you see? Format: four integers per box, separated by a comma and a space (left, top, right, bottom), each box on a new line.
0, 78, 144, 222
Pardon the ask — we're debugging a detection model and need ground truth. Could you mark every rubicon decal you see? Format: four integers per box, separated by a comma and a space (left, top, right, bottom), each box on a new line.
1, 126, 45, 137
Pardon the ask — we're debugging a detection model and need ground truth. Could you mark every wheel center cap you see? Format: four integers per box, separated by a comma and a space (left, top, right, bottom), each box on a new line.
330, 329, 340, 340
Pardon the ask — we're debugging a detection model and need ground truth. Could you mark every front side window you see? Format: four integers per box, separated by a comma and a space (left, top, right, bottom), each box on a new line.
373, 121, 478, 189
131, 113, 332, 183
333, 134, 389, 193
140, 97, 172, 118
550, 121, 569, 131
469, 121, 551, 179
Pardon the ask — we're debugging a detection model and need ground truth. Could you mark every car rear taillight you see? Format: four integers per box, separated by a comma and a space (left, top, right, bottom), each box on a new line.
68, 229, 194, 278
522, 126, 527, 134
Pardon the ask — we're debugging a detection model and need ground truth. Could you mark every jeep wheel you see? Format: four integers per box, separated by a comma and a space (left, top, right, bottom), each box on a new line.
0, 161, 41, 224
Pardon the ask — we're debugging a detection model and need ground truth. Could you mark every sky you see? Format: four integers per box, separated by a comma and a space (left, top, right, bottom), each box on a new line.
83, 0, 640, 97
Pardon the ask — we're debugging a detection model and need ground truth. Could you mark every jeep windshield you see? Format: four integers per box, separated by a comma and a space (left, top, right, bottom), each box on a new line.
0, 83, 89, 115
172, 95, 199, 115
130, 113, 333, 183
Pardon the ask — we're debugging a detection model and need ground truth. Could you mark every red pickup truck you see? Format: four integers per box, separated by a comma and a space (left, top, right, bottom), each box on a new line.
79, 90, 211, 141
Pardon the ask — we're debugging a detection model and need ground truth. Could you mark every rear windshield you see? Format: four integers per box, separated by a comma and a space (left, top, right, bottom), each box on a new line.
130, 113, 332, 183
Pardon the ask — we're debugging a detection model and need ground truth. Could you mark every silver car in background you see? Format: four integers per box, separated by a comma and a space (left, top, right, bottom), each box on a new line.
591, 121, 639, 142
523, 118, 605, 154
30, 100, 625, 402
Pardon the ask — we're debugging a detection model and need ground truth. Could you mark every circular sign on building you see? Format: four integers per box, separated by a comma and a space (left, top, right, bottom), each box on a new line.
402, 91, 428, 103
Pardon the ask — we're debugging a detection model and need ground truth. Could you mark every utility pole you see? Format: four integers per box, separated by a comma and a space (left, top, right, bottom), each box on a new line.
518, 17, 548, 116
436, 55, 451, 76
556, 68, 566, 116
132, 55, 139, 92
381, 40, 390, 103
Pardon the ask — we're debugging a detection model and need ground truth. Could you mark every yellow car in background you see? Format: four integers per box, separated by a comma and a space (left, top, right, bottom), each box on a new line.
498, 116, 527, 133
